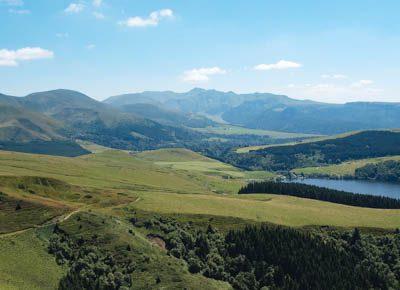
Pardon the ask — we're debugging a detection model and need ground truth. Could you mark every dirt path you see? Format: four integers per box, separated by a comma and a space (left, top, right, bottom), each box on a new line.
0, 207, 83, 238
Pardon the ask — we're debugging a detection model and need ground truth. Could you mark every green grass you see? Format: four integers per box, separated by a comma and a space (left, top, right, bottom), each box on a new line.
129, 192, 400, 229
136, 148, 276, 180
0, 230, 65, 290
136, 148, 277, 194
0, 194, 68, 234
195, 125, 318, 138
234, 131, 365, 153
1, 146, 400, 289
293, 155, 400, 177
0, 148, 399, 230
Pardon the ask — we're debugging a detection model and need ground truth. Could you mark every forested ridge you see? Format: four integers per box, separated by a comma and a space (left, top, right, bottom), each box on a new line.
49, 225, 134, 290
134, 215, 400, 290
355, 160, 400, 182
238, 181, 400, 209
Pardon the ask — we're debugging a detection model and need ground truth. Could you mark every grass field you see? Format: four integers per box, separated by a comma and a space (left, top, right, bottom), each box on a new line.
129, 192, 400, 229
293, 155, 400, 177
1, 146, 400, 289
0, 148, 398, 230
235, 131, 362, 153
136, 148, 277, 179
195, 125, 317, 138
0, 230, 65, 290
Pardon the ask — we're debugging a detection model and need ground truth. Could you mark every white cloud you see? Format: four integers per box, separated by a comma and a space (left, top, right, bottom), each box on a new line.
0, 47, 54, 67
254, 60, 302, 71
283, 81, 382, 103
183, 67, 226, 82
8, 8, 30, 14
351, 79, 374, 88
321, 74, 348, 79
0, 0, 23, 6
93, 11, 104, 19
92, 0, 102, 7
119, 9, 174, 27
86, 44, 96, 50
64, 3, 84, 14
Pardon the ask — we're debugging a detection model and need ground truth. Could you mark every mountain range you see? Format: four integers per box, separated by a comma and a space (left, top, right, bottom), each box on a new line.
106, 88, 400, 135
1, 88, 400, 156
0, 89, 203, 155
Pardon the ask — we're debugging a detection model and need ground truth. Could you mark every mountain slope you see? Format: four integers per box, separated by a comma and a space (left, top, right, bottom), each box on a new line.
106, 89, 400, 135
0, 101, 90, 157
243, 130, 400, 171
118, 103, 215, 128
0, 89, 203, 152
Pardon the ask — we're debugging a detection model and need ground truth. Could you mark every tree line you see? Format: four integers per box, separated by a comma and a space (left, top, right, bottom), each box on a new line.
355, 160, 400, 182
135, 215, 400, 290
196, 130, 400, 172
48, 225, 134, 290
238, 181, 400, 209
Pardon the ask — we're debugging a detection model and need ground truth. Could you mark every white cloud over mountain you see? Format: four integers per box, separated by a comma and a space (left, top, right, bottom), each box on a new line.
183, 67, 226, 82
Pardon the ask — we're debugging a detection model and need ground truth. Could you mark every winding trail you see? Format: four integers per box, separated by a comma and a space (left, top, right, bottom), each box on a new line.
0, 207, 83, 238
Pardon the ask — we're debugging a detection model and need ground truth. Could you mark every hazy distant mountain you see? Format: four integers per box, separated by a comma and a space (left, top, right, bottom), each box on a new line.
119, 103, 216, 128
106, 89, 400, 134
0, 89, 202, 153
0, 103, 63, 142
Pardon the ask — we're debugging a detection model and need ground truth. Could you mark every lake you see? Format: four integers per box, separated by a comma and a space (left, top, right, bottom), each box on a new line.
288, 178, 400, 199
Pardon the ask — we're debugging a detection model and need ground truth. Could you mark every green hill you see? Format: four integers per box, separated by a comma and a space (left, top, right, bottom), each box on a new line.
229, 130, 400, 171
0, 89, 203, 153
0, 148, 399, 289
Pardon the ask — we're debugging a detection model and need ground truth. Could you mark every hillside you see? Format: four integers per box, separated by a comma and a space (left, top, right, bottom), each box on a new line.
0, 148, 399, 289
210, 130, 400, 172
106, 89, 400, 135
119, 103, 215, 128
0, 89, 205, 152
0, 102, 90, 156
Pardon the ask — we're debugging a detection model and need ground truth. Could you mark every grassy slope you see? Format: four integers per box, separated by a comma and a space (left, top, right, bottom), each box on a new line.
0, 147, 400, 289
195, 124, 317, 138
293, 155, 400, 177
0, 230, 65, 290
130, 192, 400, 229
235, 134, 347, 153
0, 148, 399, 229
136, 148, 276, 179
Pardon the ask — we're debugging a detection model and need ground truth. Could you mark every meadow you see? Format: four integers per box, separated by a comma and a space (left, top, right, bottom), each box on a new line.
194, 125, 316, 138
1, 147, 400, 289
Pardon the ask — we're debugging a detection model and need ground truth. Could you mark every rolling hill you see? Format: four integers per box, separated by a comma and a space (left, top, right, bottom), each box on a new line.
0, 148, 399, 289
236, 130, 400, 171
0, 89, 204, 153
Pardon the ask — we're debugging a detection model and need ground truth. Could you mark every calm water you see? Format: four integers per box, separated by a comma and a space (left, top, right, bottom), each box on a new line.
288, 178, 400, 199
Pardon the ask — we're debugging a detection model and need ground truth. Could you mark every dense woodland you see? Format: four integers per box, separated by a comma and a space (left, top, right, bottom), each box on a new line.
135, 215, 400, 290
238, 181, 400, 209
355, 160, 400, 182
49, 226, 134, 290
199, 131, 400, 172
254, 131, 400, 171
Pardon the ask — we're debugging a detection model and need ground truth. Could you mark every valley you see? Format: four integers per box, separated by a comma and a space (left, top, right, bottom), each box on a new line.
1, 145, 400, 289
1, 89, 400, 290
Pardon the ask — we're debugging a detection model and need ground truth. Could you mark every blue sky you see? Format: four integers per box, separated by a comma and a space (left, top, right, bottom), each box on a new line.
1, 0, 400, 103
